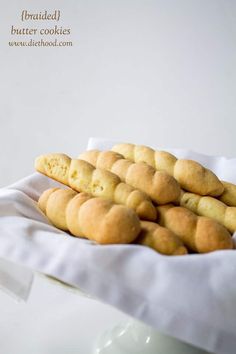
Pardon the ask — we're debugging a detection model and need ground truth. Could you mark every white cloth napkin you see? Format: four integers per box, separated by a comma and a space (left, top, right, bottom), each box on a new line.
0, 137, 236, 354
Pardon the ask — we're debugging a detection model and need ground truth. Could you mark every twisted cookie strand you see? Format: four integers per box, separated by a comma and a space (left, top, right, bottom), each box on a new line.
112, 143, 224, 197
38, 188, 141, 244
35, 153, 157, 220
79, 150, 181, 204
157, 204, 233, 252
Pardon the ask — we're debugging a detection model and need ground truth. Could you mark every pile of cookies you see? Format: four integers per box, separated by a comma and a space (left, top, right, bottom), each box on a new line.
35, 143, 236, 256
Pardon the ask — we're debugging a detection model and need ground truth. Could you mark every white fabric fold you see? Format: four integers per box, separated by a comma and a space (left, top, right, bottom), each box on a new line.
0, 258, 33, 301
0, 137, 236, 354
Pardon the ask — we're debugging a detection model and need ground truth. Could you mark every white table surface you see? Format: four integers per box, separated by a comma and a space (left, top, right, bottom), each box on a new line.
0, 273, 129, 354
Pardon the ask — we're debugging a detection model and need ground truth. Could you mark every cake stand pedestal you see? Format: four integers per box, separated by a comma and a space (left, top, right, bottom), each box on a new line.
94, 319, 213, 354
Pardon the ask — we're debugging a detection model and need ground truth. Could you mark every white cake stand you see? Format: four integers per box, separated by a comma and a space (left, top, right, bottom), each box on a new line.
94, 319, 213, 354
45, 275, 213, 354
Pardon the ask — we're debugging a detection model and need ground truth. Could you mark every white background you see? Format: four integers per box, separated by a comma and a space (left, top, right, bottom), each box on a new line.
0, 0, 236, 187
0, 1, 236, 353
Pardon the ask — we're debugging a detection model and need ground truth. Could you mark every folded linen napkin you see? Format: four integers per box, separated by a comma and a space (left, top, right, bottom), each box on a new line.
0, 137, 236, 354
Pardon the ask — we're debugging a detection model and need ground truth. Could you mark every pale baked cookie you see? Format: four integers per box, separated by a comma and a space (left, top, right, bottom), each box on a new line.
219, 181, 236, 207
180, 192, 236, 234
79, 150, 181, 204
137, 221, 188, 255
35, 153, 157, 221
112, 143, 224, 197
157, 204, 233, 252
39, 188, 141, 244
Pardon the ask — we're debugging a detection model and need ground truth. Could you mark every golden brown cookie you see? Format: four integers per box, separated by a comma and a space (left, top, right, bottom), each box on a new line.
79, 150, 181, 204
39, 188, 141, 244
35, 153, 157, 221
112, 143, 224, 196
137, 221, 188, 255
